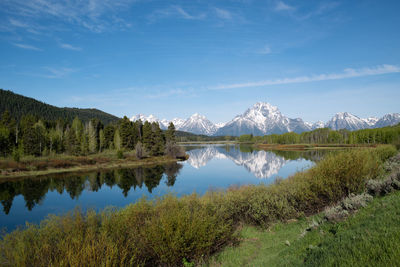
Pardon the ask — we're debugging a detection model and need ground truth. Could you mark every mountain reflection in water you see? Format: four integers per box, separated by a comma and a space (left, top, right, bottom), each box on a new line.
184, 145, 323, 179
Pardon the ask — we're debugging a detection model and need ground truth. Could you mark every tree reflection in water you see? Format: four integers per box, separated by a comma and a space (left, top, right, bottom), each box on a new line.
0, 163, 183, 214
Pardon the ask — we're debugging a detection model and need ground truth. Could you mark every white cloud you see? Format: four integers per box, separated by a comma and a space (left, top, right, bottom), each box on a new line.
211, 64, 400, 90
2, 0, 135, 33
214, 8, 232, 20
275, 1, 294, 11
13, 43, 42, 51
60, 43, 82, 51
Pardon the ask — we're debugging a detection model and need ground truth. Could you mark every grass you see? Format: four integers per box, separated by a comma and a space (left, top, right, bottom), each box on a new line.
0, 150, 186, 179
0, 145, 397, 266
207, 190, 400, 267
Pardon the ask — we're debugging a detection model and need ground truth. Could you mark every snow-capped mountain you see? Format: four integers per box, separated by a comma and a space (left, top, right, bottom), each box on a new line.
311, 121, 325, 129
325, 112, 370, 131
171, 118, 185, 129
179, 113, 218, 135
215, 122, 226, 129
215, 102, 311, 136
130, 114, 169, 129
362, 117, 379, 127
130, 104, 399, 136
374, 113, 400, 128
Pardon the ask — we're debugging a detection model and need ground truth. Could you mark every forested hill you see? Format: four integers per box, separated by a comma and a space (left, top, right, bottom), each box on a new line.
0, 89, 120, 124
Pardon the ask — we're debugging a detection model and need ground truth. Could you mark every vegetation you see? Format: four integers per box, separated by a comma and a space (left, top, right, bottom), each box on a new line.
0, 89, 119, 125
207, 191, 400, 267
239, 124, 400, 147
209, 152, 400, 266
0, 109, 185, 164
0, 146, 396, 266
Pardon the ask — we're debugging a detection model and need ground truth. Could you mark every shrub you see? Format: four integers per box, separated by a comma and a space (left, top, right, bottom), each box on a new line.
116, 149, 124, 159
11, 147, 21, 162
0, 196, 235, 267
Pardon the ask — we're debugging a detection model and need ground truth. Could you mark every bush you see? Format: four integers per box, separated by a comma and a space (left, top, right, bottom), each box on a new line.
12, 147, 21, 162
116, 149, 124, 159
0, 196, 235, 267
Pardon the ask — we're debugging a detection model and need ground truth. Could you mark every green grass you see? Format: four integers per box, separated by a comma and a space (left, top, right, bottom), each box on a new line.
207, 190, 400, 267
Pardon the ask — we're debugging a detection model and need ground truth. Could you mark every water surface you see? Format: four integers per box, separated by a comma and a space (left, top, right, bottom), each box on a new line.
0, 144, 322, 231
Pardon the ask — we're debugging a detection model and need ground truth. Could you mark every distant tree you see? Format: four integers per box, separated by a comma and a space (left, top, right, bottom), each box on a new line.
114, 129, 122, 150
104, 125, 115, 149
165, 122, 176, 143
99, 129, 105, 152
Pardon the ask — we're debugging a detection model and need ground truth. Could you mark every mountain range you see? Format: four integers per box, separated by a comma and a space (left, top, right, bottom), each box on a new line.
131, 102, 400, 136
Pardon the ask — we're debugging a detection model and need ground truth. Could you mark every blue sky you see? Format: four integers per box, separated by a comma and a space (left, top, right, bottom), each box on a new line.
0, 0, 399, 123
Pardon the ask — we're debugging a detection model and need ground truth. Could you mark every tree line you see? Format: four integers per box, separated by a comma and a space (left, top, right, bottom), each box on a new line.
0, 110, 184, 159
239, 125, 400, 146
0, 89, 119, 125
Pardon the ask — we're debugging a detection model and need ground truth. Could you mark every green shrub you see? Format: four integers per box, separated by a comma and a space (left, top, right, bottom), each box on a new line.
116, 149, 124, 159
0, 196, 235, 267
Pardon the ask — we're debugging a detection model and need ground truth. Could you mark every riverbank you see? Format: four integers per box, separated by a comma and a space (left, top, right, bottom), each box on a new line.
0, 145, 397, 266
257, 143, 378, 151
0, 151, 187, 179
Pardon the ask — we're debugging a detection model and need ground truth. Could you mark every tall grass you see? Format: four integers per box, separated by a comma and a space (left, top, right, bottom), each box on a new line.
0, 145, 396, 266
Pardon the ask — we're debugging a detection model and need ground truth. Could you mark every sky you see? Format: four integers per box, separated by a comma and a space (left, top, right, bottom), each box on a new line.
0, 0, 399, 124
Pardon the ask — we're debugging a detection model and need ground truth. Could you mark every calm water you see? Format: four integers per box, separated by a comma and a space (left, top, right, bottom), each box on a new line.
0, 145, 322, 231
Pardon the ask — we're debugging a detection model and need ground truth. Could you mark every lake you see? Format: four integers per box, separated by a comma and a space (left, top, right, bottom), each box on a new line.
0, 144, 322, 231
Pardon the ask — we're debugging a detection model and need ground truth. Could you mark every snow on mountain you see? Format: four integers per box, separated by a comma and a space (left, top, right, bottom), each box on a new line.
171, 118, 185, 129
131, 105, 399, 136
179, 113, 218, 135
374, 113, 400, 128
362, 117, 379, 127
325, 112, 370, 131
311, 121, 325, 129
130, 114, 169, 129
215, 102, 311, 136
215, 122, 226, 129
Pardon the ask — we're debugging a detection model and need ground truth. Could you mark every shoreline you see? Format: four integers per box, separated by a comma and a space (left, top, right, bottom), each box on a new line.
256, 143, 378, 151
0, 155, 186, 179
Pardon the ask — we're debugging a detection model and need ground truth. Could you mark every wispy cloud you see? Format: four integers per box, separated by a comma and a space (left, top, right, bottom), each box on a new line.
148, 6, 206, 22
60, 43, 82, 51
2, 0, 135, 33
211, 65, 400, 90
275, 1, 294, 11
13, 43, 42, 51
214, 8, 232, 20
42, 67, 78, 78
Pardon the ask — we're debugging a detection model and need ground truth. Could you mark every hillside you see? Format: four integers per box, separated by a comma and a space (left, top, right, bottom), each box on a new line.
0, 89, 120, 124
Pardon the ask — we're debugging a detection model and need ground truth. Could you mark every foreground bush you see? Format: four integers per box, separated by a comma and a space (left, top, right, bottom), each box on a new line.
0, 196, 235, 267
202, 145, 397, 226
0, 145, 396, 266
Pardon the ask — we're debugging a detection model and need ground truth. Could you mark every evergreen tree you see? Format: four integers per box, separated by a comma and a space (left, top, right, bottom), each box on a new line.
114, 129, 122, 150
165, 122, 176, 143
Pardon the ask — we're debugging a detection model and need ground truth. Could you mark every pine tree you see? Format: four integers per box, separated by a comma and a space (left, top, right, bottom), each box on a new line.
114, 129, 122, 150
165, 122, 176, 143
